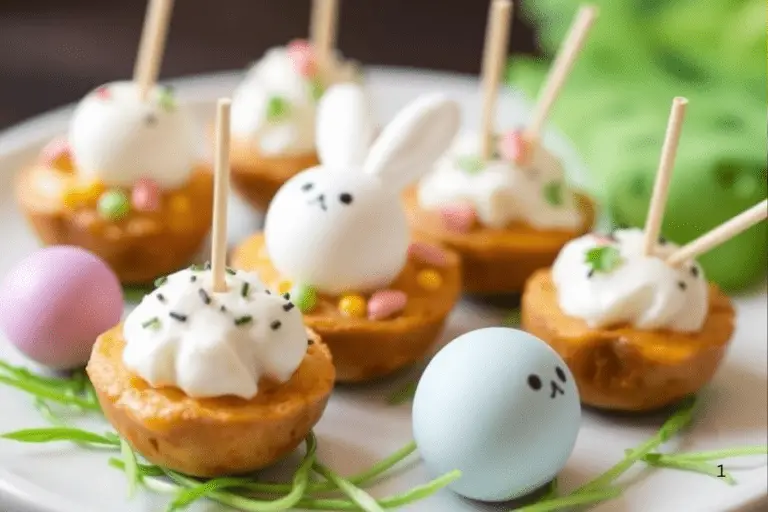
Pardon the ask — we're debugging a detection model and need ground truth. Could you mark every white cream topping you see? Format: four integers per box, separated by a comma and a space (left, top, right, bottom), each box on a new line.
552, 228, 709, 332
231, 44, 359, 156
68, 81, 200, 189
417, 133, 581, 230
122, 268, 308, 399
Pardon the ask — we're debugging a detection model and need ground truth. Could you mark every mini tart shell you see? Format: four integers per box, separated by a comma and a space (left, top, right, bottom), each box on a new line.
232, 234, 462, 382
230, 135, 319, 212
403, 188, 596, 295
87, 324, 335, 478
16, 164, 213, 285
521, 268, 735, 412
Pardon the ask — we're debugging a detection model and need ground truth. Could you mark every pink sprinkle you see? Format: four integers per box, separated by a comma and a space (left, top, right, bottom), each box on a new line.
94, 86, 111, 100
287, 39, 317, 77
408, 242, 448, 267
367, 290, 408, 321
498, 130, 529, 164
439, 204, 477, 233
131, 177, 161, 212
40, 137, 71, 166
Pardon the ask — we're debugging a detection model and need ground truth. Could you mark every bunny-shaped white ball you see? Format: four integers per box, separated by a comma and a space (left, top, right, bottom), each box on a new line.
68, 81, 200, 189
264, 83, 460, 295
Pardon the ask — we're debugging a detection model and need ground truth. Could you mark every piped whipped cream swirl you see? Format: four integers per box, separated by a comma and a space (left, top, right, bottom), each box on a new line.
123, 267, 308, 399
552, 228, 709, 332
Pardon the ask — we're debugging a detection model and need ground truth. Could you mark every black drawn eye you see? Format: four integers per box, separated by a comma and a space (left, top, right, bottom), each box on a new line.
555, 366, 567, 383
301, 183, 314, 192
528, 374, 542, 391
339, 192, 353, 205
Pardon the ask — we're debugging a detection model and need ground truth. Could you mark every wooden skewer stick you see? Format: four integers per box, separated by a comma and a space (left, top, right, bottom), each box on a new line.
642, 97, 688, 256
524, 4, 597, 144
479, 0, 513, 160
133, 0, 175, 101
666, 200, 768, 267
211, 99, 232, 293
310, 0, 340, 71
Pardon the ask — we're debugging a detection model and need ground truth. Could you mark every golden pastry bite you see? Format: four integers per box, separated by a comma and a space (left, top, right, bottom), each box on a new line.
87, 266, 335, 477
228, 0, 361, 212
233, 84, 463, 382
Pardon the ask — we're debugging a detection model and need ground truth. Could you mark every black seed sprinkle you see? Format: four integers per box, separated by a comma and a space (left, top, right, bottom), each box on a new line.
154, 276, 168, 287
225, 267, 236, 275
198, 288, 211, 304
690, 266, 699, 278
235, 315, 253, 326
270, 320, 282, 330
678, 281, 687, 290
142, 317, 160, 329
169, 312, 188, 322
282, 292, 291, 300
241, 282, 250, 298
283, 302, 295, 312
156, 293, 166, 303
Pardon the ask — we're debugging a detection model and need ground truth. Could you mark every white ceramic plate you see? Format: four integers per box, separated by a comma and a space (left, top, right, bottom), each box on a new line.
0, 69, 766, 512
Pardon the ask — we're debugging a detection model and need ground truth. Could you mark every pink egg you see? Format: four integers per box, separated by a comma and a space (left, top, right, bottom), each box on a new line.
131, 177, 161, 212
0, 246, 123, 369
367, 290, 408, 320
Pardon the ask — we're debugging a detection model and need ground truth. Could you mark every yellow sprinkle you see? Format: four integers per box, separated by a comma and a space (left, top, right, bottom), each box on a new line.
62, 180, 105, 208
277, 280, 293, 294
338, 294, 367, 318
417, 269, 443, 291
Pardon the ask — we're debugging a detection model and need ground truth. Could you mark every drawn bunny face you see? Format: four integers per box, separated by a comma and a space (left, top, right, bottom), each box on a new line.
264, 83, 460, 295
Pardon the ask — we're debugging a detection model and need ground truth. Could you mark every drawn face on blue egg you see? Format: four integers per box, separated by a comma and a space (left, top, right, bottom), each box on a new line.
412, 327, 581, 503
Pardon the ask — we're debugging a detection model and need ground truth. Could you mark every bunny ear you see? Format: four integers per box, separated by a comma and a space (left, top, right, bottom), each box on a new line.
316, 82, 375, 169
362, 93, 460, 190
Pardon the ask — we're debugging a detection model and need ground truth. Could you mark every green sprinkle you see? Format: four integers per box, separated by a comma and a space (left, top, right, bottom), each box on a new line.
97, 189, 131, 221
241, 282, 250, 298
157, 87, 176, 112
585, 245, 623, 274
543, 181, 564, 206
309, 79, 325, 102
289, 283, 318, 313
154, 276, 168, 287
455, 154, 485, 174
141, 317, 161, 330
234, 315, 253, 326
266, 95, 291, 122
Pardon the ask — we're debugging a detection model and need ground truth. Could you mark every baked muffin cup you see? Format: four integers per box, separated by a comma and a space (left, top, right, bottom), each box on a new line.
87, 325, 335, 477
403, 188, 596, 295
232, 233, 462, 382
521, 268, 735, 412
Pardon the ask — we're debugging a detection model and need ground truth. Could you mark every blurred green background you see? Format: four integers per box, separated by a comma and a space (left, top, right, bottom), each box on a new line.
508, 0, 767, 292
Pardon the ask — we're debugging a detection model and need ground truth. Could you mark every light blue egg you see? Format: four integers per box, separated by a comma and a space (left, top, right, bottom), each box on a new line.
412, 327, 581, 502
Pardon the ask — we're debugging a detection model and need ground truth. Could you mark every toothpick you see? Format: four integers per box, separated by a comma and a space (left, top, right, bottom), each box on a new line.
479, 0, 513, 160
666, 200, 767, 267
133, 0, 175, 102
310, 0, 339, 71
211, 99, 232, 293
642, 97, 688, 256
524, 4, 597, 144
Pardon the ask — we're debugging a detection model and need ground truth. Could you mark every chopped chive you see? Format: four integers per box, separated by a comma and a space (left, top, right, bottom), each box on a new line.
265, 289, 272, 295
241, 282, 250, 298
156, 293, 166, 303
169, 312, 187, 322
270, 320, 282, 330
188, 263, 205, 271
283, 292, 291, 300
307, 338, 314, 345
220, 305, 227, 313
141, 317, 161, 329
190, 275, 197, 282
198, 289, 211, 305
678, 281, 687, 290
234, 316, 253, 326
283, 302, 295, 312
154, 276, 168, 287
225, 267, 236, 275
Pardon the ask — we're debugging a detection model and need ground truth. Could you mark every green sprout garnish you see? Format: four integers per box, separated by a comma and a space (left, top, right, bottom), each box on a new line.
266, 95, 291, 122
157, 87, 176, 112
120, 438, 140, 498
141, 317, 161, 330
455, 154, 485, 174
585, 245, 623, 274
234, 315, 253, 326
543, 181, 564, 206
309, 79, 325, 102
